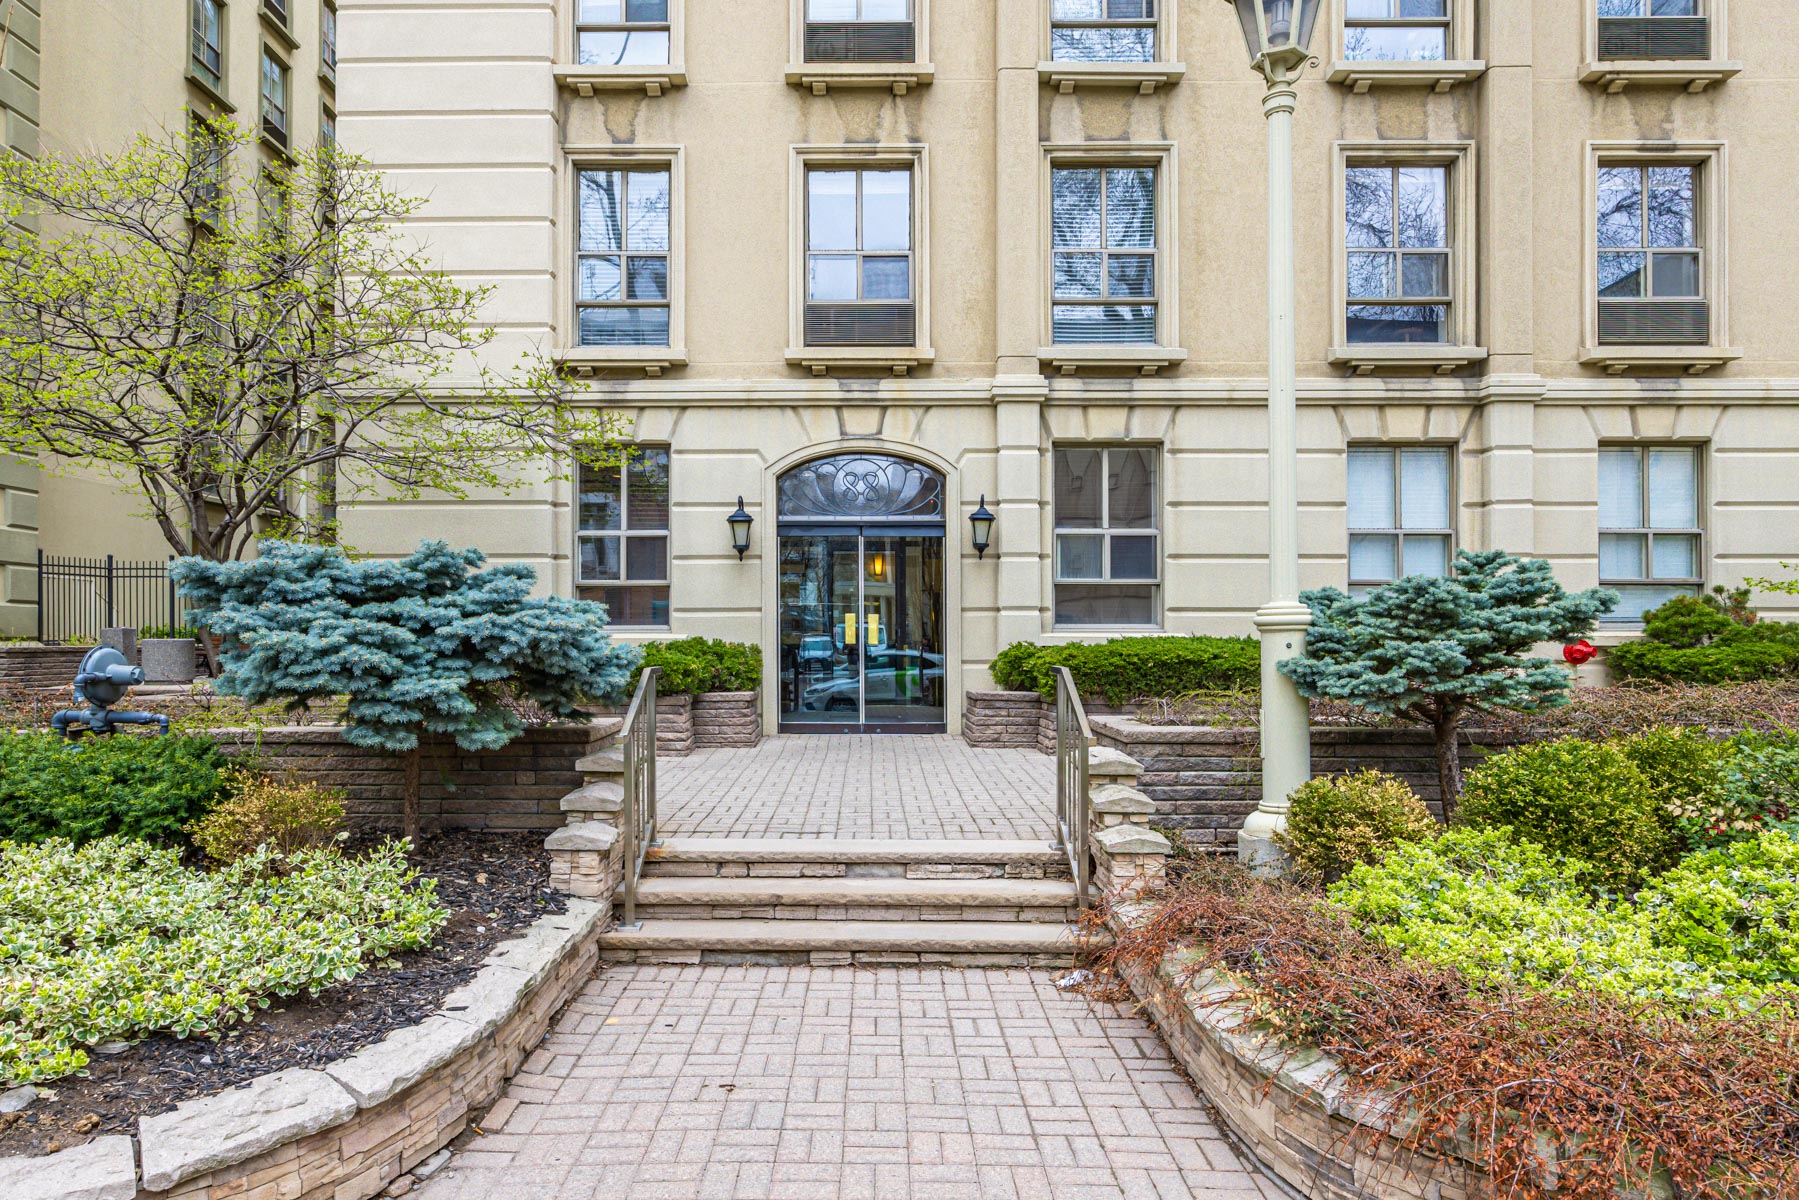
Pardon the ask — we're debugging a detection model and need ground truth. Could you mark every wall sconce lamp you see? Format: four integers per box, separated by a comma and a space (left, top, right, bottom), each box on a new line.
969, 495, 995, 560
728, 497, 753, 561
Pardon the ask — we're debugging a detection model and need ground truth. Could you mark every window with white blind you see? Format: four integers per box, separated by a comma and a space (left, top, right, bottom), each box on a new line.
1600, 445, 1704, 623
577, 167, 672, 347
578, 449, 671, 629
804, 166, 915, 347
1346, 164, 1450, 345
1051, 166, 1158, 346
1050, 0, 1158, 63
1347, 446, 1454, 591
1054, 446, 1160, 627
805, 0, 916, 63
1597, 0, 1709, 62
1345, 0, 1449, 61
578, 0, 671, 65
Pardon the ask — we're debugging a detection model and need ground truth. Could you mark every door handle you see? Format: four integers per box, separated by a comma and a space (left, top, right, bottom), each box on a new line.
866, 614, 881, 646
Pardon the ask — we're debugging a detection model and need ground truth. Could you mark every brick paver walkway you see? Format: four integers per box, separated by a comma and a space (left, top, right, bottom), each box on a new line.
659, 737, 1058, 841
420, 966, 1271, 1200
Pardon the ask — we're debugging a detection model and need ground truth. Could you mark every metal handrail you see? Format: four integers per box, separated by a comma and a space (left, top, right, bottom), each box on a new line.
1052, 665, 1094, 910
619, 666, 660, 929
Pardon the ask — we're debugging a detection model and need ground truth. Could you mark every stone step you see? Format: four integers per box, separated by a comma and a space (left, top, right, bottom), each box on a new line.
630, 876, 1080, 922
597, 919, 1097, 967
641, 838, 1071, 880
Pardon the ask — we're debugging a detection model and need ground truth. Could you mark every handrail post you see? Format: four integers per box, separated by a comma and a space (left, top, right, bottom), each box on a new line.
1053, 666, 1094, 911
619, 665, 661, 931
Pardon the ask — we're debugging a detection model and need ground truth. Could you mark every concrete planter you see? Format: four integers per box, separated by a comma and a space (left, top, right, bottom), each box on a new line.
594, 689, 761, 755
139, 638, 196, 684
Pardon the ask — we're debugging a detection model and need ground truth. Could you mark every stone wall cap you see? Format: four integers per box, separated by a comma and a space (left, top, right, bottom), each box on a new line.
575, 748, 625, 775
481, 922, 575, 992
559, 783, 623, 814
1089, 783, 1156, 814
138, 1067, 357, 1192
324, 1015, 484, 1109
1094, 825, 1171, 855
437, 964, 532, 1037
692, 691, 758, 701
966, 690, 1044, 701
1087, 746, 1144, 777
0, 1135, 137, 1200
546, 821, 619, 852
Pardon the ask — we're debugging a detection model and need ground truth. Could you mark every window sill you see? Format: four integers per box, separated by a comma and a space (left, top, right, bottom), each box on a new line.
785, 345, 936, 376
185, 69, 236, 113
1327, 59, 1486, 93
1579, 61, 1742, 93
555, 346, 689, 377
1037, 345, 1188, 376
1329, 344, 1488, 375
260, 11, 300, 53
553, 64, 688, 97
785, 62, 934, 95
1578, 345, 1742, 375
1036, 61, 1186, 95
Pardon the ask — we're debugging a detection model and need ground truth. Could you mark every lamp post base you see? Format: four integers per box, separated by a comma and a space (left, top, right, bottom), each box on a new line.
1238, 599, 1314, 876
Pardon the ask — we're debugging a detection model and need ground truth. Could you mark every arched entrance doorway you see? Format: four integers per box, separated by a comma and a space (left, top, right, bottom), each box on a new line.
776, 453, 947, 733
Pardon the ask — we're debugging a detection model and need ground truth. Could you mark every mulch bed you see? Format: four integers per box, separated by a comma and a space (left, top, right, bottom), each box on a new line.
0, 830, 568, 1160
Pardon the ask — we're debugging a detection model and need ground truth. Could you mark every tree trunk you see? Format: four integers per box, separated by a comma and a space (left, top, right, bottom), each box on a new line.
401, 744, 422, 845
1432, 707, 1464, 824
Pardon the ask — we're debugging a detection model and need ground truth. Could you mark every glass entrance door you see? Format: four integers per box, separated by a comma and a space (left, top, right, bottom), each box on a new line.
778, 531, 945, 732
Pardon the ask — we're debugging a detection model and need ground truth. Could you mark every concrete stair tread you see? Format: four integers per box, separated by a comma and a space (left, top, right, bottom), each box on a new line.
645, 838, 1063, 865
634, 876, 1076, 908
599, 919, 1096, 953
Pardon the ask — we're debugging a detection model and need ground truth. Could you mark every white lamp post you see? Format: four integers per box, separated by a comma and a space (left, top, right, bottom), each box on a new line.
1227, 0, 1323, 870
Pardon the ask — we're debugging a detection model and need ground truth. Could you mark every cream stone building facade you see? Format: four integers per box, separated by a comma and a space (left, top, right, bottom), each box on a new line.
338, 2, 1799, 732
0, 0, 335, 635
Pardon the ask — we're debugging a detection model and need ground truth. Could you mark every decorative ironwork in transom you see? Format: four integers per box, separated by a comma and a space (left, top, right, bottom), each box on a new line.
777, 454, 945, 523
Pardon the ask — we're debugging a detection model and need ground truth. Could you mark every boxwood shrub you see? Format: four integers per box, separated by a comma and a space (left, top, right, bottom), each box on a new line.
1455, 737, 1677, 890
1275, 770, 1438, 884
0, 731, 232, 845
1608, 595, 1799, 685
990, 636, 1259, 705
630, 638, 762, 698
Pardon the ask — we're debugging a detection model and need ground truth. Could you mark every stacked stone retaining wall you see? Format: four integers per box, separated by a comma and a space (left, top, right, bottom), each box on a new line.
1092, 718, 1525, 849
692, 690, 760, 747
207, 723, 621, 833
0, 644, 87, 688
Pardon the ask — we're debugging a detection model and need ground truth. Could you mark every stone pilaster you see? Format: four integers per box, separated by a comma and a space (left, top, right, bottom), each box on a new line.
1087, 746, 1172, 895
546, 733, 627, 905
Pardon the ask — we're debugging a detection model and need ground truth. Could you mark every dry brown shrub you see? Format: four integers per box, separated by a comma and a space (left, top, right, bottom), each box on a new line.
0, 683, 62, 730
1091, 860, 1799, 1200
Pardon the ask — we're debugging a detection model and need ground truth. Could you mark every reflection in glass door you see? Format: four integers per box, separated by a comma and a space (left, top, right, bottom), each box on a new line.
778, 531, 945, 732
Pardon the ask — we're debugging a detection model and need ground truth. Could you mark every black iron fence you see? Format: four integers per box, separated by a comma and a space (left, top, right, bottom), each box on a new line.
36, 553, 190, 645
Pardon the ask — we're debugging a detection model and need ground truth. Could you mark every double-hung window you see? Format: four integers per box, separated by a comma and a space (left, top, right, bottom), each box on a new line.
1346, 164, 1449, 344
192, 0, 225, 91
1050, 0, 1157, 64
263, 0, 288, 26
1597, 0, 1710, 60
1344, 0, 1449, 62
188, 114, 227, 222
578, 449, 672, 629
1051, 166, 1157, 345
577, 168, 672, 347
804, 167, 914, 347
804, 0, 916, 64
260, 49, 290, 148
1054, 446, 1160, 627
1597, 163, 1706, 344
1347, 446, 1454, 590
1600, 445, 1703, 622
577, 0, 672, 66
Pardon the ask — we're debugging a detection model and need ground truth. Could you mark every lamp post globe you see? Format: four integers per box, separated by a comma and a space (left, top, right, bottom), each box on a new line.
1227, 0, 1322, 871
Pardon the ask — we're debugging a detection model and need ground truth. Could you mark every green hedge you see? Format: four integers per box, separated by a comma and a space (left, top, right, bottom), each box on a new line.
630, 638, 762, 698
1608, 595, 1799, 685
990, 636, 1260, 705
0, 732, 232, 845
